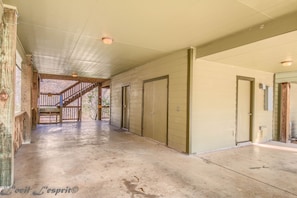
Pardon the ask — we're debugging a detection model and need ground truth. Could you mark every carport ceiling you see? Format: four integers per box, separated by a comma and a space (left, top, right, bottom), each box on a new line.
3, 0, 297, 78
200, 29, 297, 73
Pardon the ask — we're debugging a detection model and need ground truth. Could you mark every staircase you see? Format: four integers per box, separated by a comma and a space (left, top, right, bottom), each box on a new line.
57, 82, 100, 107
38, 81, 100, 123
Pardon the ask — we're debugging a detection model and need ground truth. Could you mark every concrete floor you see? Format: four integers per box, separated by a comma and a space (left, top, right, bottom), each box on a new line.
1, 121, 297, 197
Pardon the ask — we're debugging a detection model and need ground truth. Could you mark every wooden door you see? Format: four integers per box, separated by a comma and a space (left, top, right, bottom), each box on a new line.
143, 78, 168, 144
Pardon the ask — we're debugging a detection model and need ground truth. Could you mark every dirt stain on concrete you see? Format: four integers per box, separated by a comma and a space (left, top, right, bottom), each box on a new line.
123, 178, 159, 198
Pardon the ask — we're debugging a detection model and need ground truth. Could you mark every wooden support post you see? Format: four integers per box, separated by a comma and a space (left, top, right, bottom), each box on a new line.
98, 84, 102, 120
59, 95, 63, 123
79, 83, 82, 121
21, 55, 33, 143
0, 6, 17, 187
31, 71, 39, 128
280, 83, 290, 143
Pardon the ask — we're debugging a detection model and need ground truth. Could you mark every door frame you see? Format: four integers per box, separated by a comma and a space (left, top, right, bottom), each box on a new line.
121, 85, 130, 130
141, 75, 169, 145
236, 76, 255, 145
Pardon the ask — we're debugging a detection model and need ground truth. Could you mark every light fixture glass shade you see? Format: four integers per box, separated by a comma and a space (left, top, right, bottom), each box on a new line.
102, 37, 113, 45
72, 72, 78, 77
281, 60, 293, 67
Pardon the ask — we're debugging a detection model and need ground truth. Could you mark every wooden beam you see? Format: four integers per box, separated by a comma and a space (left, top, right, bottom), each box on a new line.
102, 80, 111, 88
196, 11, 297, 58
31, 71, 39, 129
98, 84, 102, 120
40, 73, 108, 83
280, 83, 290, 143
0, 6, 17, 187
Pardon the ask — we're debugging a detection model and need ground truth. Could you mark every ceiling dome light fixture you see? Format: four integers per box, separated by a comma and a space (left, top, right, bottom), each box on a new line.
281, 60, 293, 67
72, 72, 78, 78
102, 37, 113, 45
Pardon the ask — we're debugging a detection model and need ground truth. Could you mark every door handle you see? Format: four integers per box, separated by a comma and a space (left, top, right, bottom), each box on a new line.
248, 113, 252, 116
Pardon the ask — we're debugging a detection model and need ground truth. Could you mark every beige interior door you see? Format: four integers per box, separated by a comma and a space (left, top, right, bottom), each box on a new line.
122, 86, 130, 129
143, 78, 168, 144
237, 79, 252, 143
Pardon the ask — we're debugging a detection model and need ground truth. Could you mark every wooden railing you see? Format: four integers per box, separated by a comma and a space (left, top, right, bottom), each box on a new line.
39, 82, 99, 108
57, 82, 81, 106
38, 107, 61, 124
62, 106, 81, 121
61, 82, 100, 107
39, 93, 60, 107
38, 81, 101, 123
102, 106, 110, 119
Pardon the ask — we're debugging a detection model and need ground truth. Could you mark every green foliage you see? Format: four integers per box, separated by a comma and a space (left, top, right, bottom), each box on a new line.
84, 89, 98, 120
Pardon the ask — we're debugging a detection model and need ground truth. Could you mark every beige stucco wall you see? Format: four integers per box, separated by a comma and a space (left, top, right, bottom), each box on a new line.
191, 59, 274, 153
111, 50, 188, 152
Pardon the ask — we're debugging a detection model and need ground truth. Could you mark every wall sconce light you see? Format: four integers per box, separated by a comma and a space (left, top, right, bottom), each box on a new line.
102, 37, 113, 45
281, 60, 293, 67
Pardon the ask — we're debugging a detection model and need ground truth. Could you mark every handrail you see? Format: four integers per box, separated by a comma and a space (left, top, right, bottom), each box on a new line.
61, 82, 100, 107
62, 82, 90, 101
58, 81, 80, 95
39, 93, 60, 95
52, 82, 90, 106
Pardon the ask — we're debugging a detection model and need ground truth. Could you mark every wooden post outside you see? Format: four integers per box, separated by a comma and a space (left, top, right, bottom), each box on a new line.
98, 84, 102, 120
79, 83, 82, 121
31, 71, 39, 128
59, 94, 63, 123
21, 55, 33, 144
280, 82, 290, 143
0, 6, 17, 187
